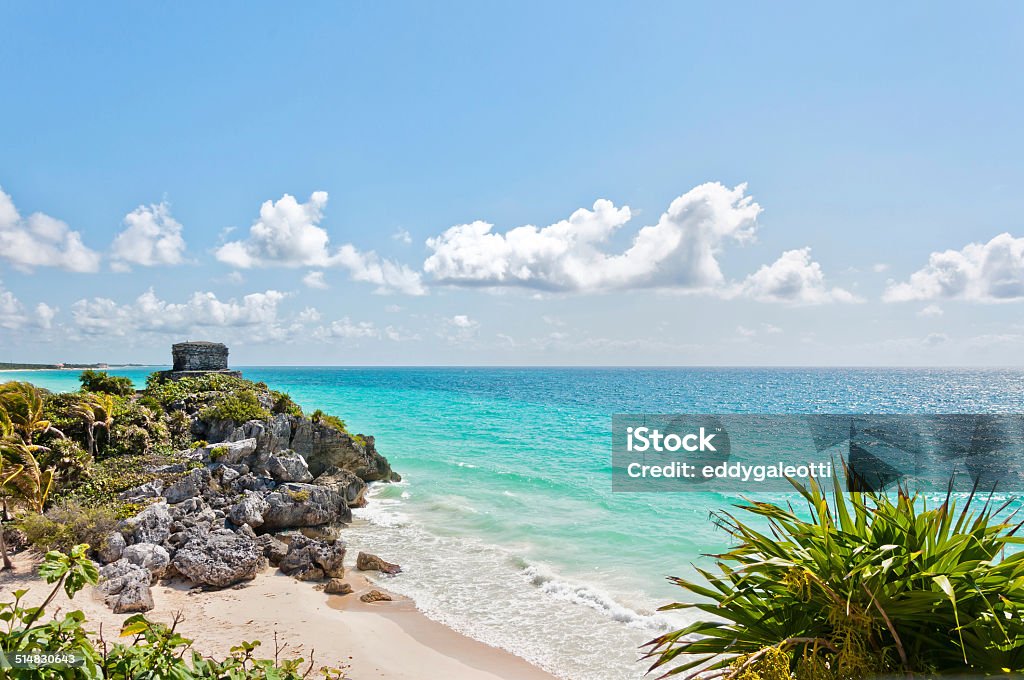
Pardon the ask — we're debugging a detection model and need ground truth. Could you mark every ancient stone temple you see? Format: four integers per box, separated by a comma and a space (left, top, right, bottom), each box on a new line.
159, 341, 242, 380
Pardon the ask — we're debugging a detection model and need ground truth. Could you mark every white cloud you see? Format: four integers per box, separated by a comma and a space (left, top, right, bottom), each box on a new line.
450, 314, 478, 329
736, 325, 756, 337
392, 228, 412, 244
918, 304, 944, 318
298, 307, 322, 323
333, 244, 426, 295
884, 233, 1024, 302
35, 303, 57, 329
0, 187, 101, 272
424, 182, 760, 292
215, 191, 424, 295
216, 192, 331, 269
303, 271, 328, 290
71, 288, 289, 336
316, 317, 380, 340
872, 263, 890, 273
738, 248, 860, 304
923, 332, 949, 347
0, 282, 59, 330
110, 202, 186, 271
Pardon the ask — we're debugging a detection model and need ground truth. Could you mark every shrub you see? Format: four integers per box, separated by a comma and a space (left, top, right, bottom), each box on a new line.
643, 477, 1024, 679
68, 453, 159, 506
311, 409, 347, 433
271, 390, 303, 416
79, 369, 136, 396
200, 391, 271, 424
19, 501, 120, 554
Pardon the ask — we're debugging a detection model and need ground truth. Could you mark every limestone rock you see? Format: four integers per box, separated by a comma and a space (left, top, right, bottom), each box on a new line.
266, 452, 314, 483
360, 589, 392, 603
324, 579, 352, 595
278, 535, 346, 580
256, 534, 290, 566
260, 483, 351, 531
119, 479, 164, 502
97, 532, 126, 564
172, 533, 266, 587
313, 467, 368, 507
228, 492, 269, 529
198, 438, 257, 466
356, 551, 401, 575
98, 559, 155, 613
123, 542, 170, 578
122, 502, 173, 545
163, 467, 212, 504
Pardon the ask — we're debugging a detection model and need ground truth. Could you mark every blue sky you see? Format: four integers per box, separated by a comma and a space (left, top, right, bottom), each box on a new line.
1, 2, 1023, 365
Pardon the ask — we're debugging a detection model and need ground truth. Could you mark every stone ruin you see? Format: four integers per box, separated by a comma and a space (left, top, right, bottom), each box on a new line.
159, 341, 242, 381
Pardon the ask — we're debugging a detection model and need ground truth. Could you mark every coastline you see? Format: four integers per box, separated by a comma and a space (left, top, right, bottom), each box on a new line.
6, 551, 557, 680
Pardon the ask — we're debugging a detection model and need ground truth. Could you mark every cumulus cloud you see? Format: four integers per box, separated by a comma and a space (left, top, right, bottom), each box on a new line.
423, 182, 760, 292
334, 244, 426, 295
738, 248, 860, 304
0, 282, 58, 330
450, 314, 478, 329
392, 228, 412, 244
215, 191, 424, 295
918, 304, 944, 318
110, 202, 187, 271
0, 187, 101, 272
303, 271, 328, 290
315, 317, 380, 340
884, 233, 1024, 302
71, 288, 289, 336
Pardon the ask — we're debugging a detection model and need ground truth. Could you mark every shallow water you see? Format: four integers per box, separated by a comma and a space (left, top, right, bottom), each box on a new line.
10, 366, 1024, 679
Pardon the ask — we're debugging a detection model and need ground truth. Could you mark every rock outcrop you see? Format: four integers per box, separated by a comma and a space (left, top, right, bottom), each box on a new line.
356, 551, 401, 575
171, 532, 266, 588
90, 365, 400, 614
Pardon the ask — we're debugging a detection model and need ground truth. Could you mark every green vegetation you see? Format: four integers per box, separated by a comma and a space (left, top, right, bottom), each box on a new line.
19, 502, 121, 554
0, 546, 345, 678
644, 476, 1024, 679
271, 390, 303, 417
199, 390, 271, 424
79, 370, 136, 397
310, 409, 347, 434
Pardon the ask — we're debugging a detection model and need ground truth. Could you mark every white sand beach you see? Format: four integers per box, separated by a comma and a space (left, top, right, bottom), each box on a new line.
3, 552, 556, 680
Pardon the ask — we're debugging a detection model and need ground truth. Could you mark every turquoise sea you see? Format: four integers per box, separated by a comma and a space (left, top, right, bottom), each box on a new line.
6, 367, 1024, 680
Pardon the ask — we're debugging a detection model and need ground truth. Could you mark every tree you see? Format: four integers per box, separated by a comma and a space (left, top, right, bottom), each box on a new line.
70, 393, 115, 458
79, 369, 135, 396
0, 410, 24, 570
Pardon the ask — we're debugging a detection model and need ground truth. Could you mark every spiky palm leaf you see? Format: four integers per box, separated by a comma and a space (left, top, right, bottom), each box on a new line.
643, 475, 1024, 678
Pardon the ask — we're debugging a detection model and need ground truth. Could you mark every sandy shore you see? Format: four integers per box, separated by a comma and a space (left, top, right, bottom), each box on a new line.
3, 552, 556, 680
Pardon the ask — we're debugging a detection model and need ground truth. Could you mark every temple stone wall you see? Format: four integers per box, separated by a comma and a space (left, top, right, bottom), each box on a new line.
160, 341, 241, 381
172, 342, 230, 371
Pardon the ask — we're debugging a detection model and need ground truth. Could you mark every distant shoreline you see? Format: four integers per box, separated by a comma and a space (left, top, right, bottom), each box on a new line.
0, 364, 162, 372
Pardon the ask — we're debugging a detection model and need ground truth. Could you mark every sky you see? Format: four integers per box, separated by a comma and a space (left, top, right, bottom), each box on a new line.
1, 2, 1023, 366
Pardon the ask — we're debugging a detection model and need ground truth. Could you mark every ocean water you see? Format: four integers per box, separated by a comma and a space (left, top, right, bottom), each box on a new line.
7, 367, 1024, 679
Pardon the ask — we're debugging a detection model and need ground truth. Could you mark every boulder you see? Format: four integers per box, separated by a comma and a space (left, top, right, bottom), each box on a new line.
360, 589, 392, 603
122, 502, 173, 545
98, 559, 155, 613
260, 483, 351, 531
228, 492, 270, 529
278, 536, 346, 580
324, 579, 352, 595
123, 543, 170, 578
291, 419, 392, 481
313, 467, 368, 507
356, 551, 401, 575
172, 533, 266, 587
97, 532, 126, 564
163, 467, 212, 504
256, 534, 289, 566
118, 479, 164, 502
199, 438, 258, 465
266, 452, 314, 483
